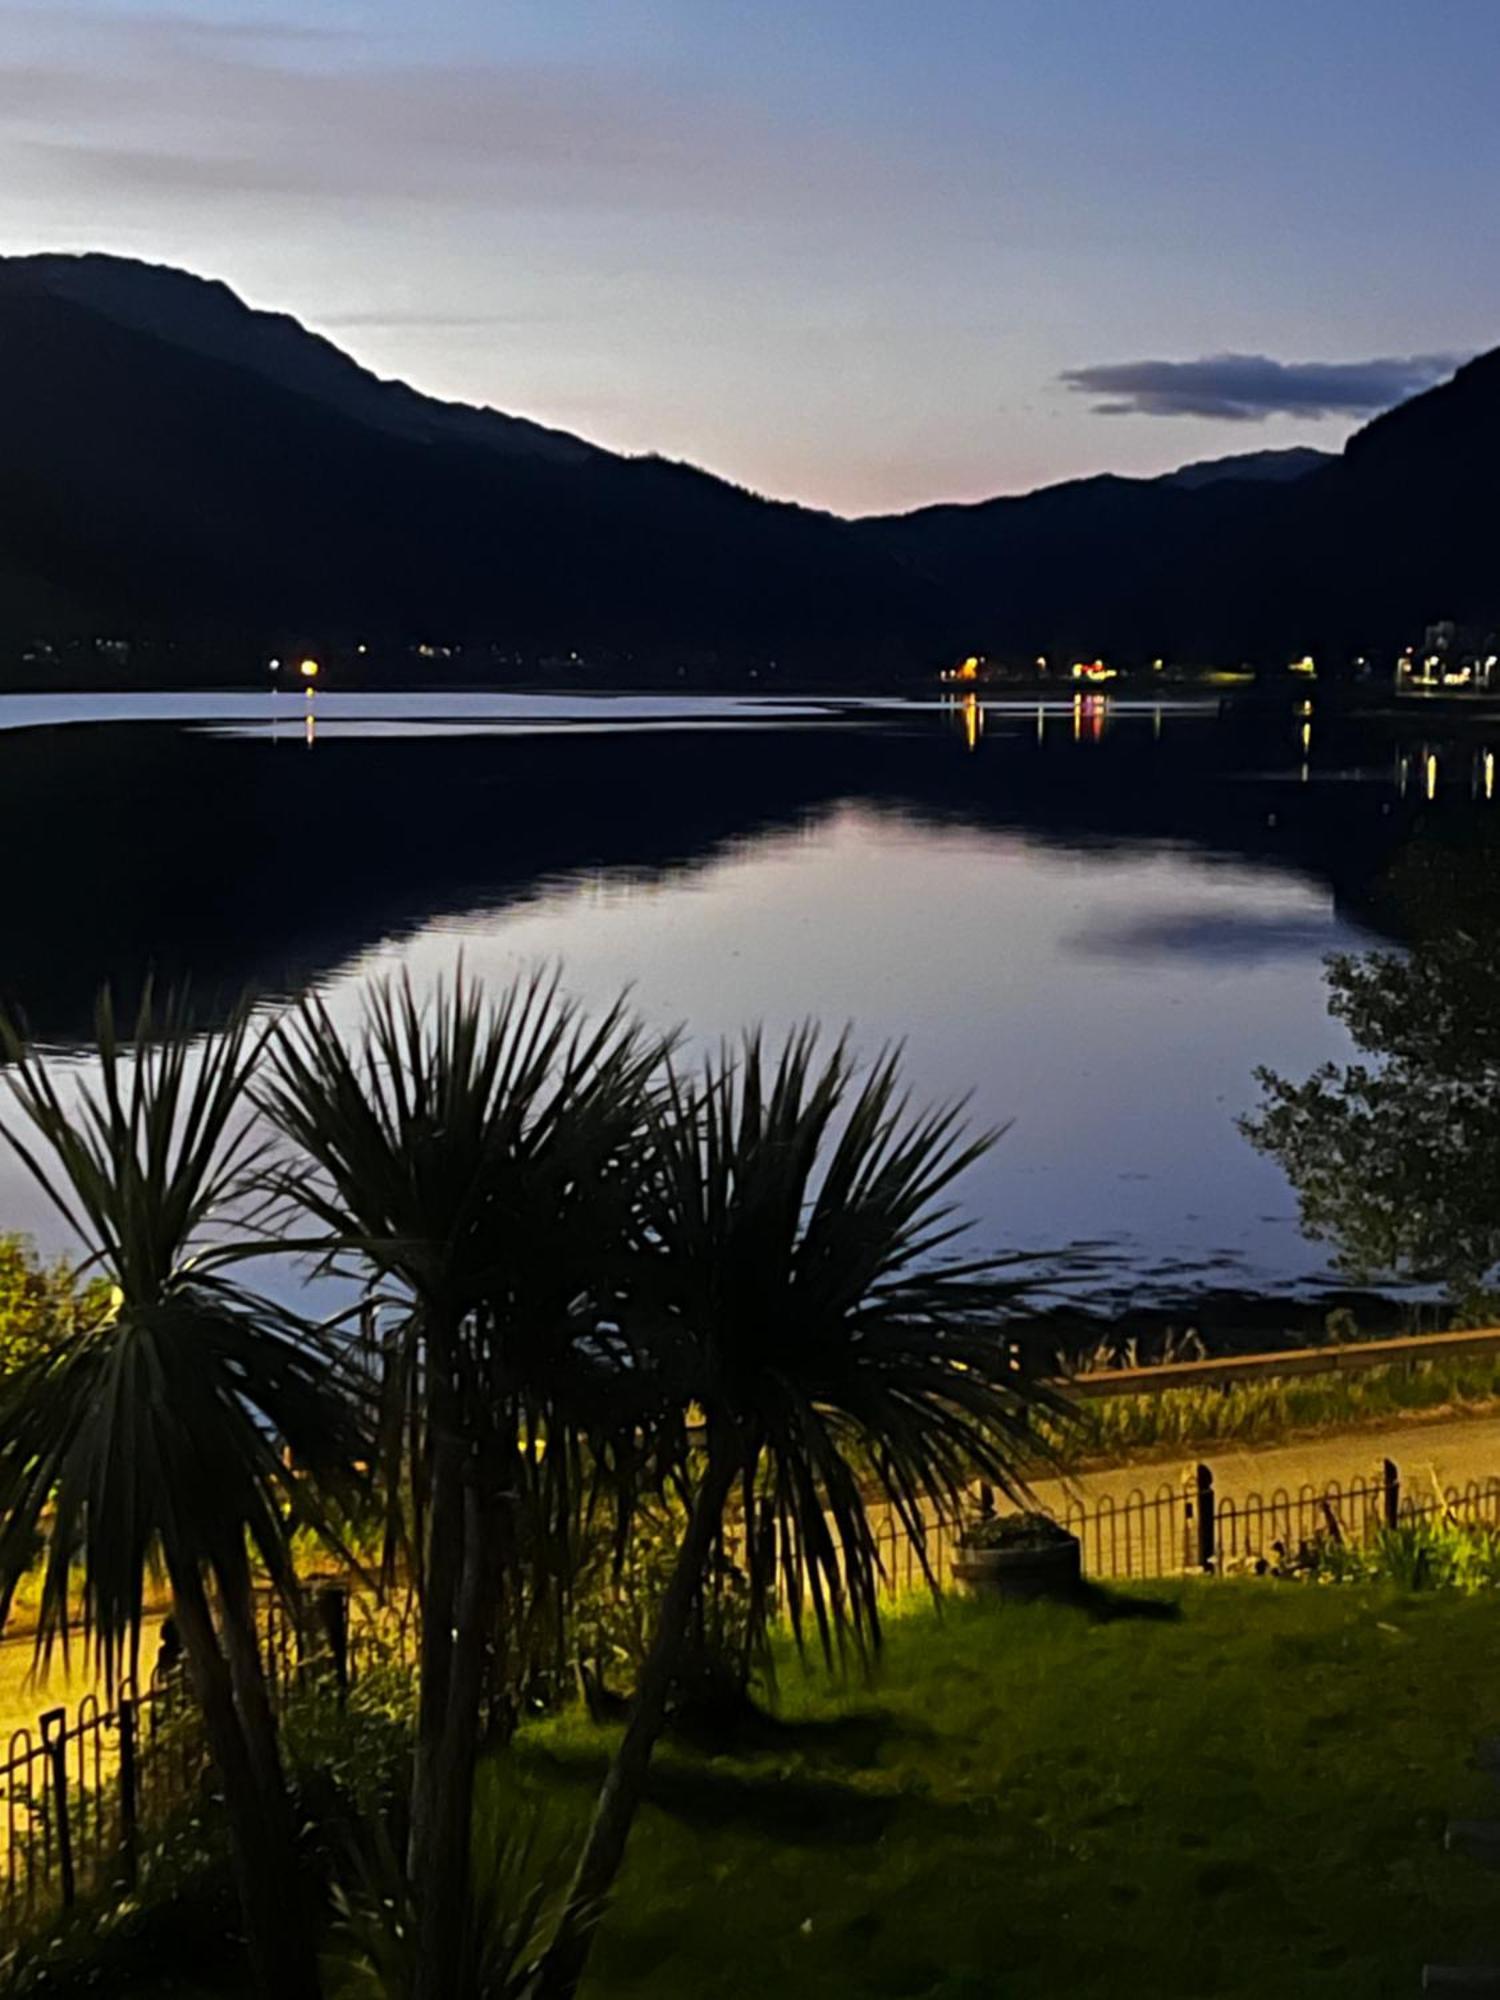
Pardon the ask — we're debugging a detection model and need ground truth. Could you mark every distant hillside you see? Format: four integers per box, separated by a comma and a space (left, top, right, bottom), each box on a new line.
1154, 446, 1330, 490
860, 359, 1500, 663
8, 253, 601, 466
0, 255, 940, 669
0, 254, 1491, 673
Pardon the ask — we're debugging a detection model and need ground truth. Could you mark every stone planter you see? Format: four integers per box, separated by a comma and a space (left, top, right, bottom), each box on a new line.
951, 1526, 1082, 1601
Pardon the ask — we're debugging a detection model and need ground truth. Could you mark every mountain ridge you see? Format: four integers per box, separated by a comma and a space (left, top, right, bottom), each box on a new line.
0, 253, 1491, 672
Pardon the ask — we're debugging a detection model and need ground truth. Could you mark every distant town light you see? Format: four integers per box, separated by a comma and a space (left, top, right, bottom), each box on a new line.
299, 657, 321, 681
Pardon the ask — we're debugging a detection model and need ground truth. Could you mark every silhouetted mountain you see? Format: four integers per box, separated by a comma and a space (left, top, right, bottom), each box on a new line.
0, 255, 942, 668
1153, 446, 1330, 490
863, 355, 1500, 665
0, 253, 1493, 674
9, 254, 601, 465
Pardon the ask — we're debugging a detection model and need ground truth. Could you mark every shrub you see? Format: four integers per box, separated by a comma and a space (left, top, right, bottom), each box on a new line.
958, 1509, 1073, 1552
1282, 1514, 1500, 1592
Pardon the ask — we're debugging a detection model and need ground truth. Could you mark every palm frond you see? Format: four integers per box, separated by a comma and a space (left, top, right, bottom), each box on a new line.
0, 986, 367, 1690
641, 1027, 1074, 1662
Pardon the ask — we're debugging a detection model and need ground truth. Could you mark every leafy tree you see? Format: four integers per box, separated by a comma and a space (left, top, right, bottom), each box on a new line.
0, 991, 364, 2000
0, 1231, 112, 1378
1244, 923, 1500, 1299
537, 1029, 1063, 1999
260, 969, 661, 2000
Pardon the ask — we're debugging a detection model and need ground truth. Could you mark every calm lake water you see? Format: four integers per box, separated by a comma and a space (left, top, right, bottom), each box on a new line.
0, 686, 1490, 1303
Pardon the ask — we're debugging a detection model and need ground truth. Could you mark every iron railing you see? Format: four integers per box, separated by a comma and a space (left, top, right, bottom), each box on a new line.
860, 1460, 1500, 1595
0, 1665, 205, 1934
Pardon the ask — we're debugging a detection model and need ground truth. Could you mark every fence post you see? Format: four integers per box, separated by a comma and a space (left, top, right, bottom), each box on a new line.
317, 1584, 351, 1703
39, 1709, 74, 1910
117, 1697, 138, 1887
1382, 1457, 1401, 1530
1188, 1464, 1216, 1573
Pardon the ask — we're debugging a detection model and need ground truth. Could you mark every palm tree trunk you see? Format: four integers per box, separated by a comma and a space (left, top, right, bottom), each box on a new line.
409, 1356, 465, 1875
214, 1549, 307, 1904
412, 1475, 499, 2000
537, 1448, 739, 2000
168, 1553, 324, 2000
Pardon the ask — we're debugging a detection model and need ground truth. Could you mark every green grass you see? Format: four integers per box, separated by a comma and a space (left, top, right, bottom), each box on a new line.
510, 1584, 1500, 2000
1068, 1351, 1500, 1464
57, 1583, 1500, 2000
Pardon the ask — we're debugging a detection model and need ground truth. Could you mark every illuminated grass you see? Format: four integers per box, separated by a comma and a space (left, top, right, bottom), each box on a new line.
514, 1585, 1500, 2000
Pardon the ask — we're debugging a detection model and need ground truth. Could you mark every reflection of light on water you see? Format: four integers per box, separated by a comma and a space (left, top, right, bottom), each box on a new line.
940, 693, 984, 750
1485, 750, 1496, 802
1426, 751, 1438, 801
1072, 694, 1107, 742
305, 707, 316, 749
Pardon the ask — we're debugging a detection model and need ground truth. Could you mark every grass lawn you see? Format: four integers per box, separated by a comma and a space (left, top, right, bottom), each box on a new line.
509, 1582, 1500, 1999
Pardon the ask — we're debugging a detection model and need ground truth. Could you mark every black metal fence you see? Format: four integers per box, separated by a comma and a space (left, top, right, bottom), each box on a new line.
0, 1666, 205, 1935
856, 1457, 1500, 1600
0, 1579, 412, 1944
1061, 1460, 1500, 1582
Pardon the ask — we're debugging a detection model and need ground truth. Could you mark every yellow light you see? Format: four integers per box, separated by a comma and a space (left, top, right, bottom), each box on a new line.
1289, 655, 1316, 676
1426, 752, 1438, 801
299, 657, 321, 680
961, 693, 982, 750
1485, 751, 1495, 802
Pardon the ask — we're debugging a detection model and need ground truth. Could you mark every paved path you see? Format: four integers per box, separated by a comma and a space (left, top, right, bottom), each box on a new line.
0, 1617, 163, 1746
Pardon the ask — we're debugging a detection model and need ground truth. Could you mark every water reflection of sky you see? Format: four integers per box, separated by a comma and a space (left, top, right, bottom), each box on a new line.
313, 803, 1367, 1295
0, 689, 1446, 1304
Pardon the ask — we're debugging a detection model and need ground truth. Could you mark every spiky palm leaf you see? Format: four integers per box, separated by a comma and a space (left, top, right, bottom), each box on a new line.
0, 988, 364, 1692
644, 1026, 1064, 1657
258, 966, 667, 1569
259, 967, 664, 2000
540, 1027, 1071, 2000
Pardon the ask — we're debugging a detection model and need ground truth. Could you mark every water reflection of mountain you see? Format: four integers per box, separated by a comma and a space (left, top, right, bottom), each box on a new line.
0, 707, 1483, 1042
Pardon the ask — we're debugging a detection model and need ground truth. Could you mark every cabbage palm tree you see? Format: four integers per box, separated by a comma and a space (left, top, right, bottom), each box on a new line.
538, 1029, 1064, 1999
259, 969, 661, 2000
0, 990, 364, 2000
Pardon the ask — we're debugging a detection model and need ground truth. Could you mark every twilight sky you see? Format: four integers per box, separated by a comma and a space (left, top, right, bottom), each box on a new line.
1, 0, 1496, 514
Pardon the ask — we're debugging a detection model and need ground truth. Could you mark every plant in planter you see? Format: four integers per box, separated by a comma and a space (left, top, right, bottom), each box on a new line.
952, 1508, 1082, 1600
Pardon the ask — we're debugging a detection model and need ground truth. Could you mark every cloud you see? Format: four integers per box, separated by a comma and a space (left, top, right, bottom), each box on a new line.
1059, 351, 1464, 421
0, 5, 884, 222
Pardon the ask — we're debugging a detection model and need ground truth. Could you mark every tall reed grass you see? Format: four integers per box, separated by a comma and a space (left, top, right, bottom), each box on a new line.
1054, 1351, 1500, 1466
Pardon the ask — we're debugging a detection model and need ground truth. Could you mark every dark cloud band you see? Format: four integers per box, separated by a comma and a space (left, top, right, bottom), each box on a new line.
1059, 351, 1465, 421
